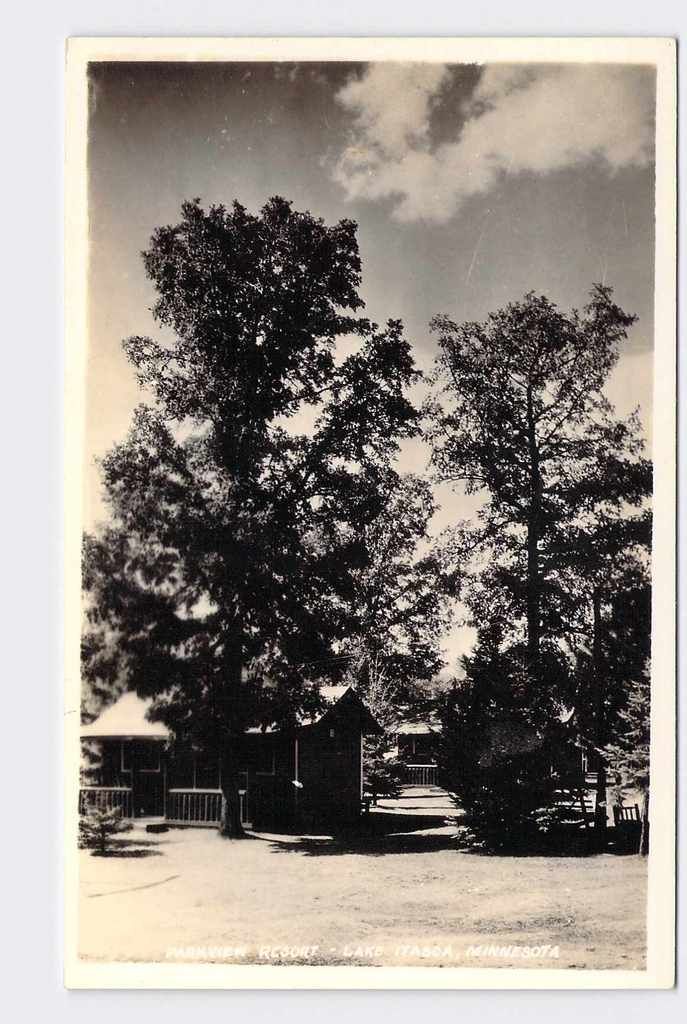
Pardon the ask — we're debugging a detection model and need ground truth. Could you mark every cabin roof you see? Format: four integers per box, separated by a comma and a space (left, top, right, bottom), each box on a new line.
246, 684, 382, 735
80, 692, 170, 740
396, 718, 441, 736
81, 685, 381, 740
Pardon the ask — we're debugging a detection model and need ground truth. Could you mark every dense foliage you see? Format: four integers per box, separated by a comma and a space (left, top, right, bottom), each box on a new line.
603, 674, 651, 854
428, 287, 651, 849
78, 806, 132, 856
82, 193, 652, 851
82, 197, 446, 835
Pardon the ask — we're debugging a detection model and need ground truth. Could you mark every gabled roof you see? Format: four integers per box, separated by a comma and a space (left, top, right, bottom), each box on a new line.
80, 692, 170, 740
295, 685, 356, 727
82, 685, 381, 740
246, 685, 382, 735
396, 717, 442, 736
301, 684, 382, 734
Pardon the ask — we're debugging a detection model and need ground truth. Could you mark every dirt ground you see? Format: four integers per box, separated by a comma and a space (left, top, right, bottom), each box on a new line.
78, 788, 647, 970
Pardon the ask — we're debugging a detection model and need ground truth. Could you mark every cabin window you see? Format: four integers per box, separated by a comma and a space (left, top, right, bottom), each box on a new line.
167, 745, 220, 790
256, 742, 276, 776
195, 756, 221, 790
166, 745, 193, 788
120, 740, 161, 773
137, 742, 161, 772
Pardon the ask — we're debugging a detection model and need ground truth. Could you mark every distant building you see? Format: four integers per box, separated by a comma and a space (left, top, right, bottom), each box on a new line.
392, 715, 442, 786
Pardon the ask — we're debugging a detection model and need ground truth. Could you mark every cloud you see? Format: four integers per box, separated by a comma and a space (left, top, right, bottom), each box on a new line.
334, 63, 450, 159
332, 63, 655, 223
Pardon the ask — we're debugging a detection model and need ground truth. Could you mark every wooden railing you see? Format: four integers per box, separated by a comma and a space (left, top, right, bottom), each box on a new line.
165, 788, 248, 826
79, 786, 133, 818
404, 764, 438, 787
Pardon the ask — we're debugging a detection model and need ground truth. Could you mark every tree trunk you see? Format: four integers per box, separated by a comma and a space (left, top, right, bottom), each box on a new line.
592, 588, 608, 841
593, 763, 608, 839
525, 384, 543, 690
639, 788, 650, 856
219, 743, 247, 838
218, 644, 247, 839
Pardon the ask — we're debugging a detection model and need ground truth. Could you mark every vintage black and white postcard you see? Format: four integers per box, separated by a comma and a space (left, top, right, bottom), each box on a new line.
64, 37, 676, 989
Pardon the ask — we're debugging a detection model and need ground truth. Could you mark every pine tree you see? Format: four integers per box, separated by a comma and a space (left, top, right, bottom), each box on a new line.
603, 675, 651, 854
428, 286, 651, 847
79, 806, 131, 856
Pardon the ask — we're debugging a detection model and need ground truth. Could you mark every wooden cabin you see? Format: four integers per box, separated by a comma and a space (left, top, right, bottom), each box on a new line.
393, 716, 441, 786
80, 686, 381, 833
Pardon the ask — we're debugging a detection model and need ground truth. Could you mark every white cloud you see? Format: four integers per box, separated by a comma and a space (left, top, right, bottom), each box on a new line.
335, 63, 450, 160
333, 63, 655, 223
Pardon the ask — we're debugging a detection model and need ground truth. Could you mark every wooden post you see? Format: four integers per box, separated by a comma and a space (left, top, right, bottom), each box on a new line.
592, 588, 608, 841
639, 789, 650, 855
294, 737, 300, 827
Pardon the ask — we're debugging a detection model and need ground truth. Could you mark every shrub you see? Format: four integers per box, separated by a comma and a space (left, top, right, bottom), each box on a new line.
78, 805, 132, 855
438, 678, 588, 853
363, 736, 405, 802
452, 824, 487, 851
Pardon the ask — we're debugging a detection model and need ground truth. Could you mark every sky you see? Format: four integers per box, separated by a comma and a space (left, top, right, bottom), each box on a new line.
85, 60, 657, 668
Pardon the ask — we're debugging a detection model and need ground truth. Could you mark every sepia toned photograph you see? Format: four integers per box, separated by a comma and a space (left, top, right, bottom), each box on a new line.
64, 37, 676, 989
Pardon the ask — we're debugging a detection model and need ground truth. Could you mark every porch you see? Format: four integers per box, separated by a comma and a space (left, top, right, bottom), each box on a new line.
402, 763, 438, 786
79, 783, 250, 828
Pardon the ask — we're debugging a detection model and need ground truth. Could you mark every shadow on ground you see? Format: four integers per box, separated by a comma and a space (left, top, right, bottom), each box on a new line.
265, 789, 462, 856
267, 831, 459, 857
89, 847, 163, 858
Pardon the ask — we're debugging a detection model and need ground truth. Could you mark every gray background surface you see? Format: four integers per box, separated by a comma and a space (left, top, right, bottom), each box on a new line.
1, 1, 682, 1018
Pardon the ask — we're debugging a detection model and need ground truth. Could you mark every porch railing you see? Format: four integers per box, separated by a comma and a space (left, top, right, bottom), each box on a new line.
404, 764, 438, 787
165, 788, 249, 827
79, 786, 133, 818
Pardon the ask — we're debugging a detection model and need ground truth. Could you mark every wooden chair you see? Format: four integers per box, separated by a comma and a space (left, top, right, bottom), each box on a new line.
613, 803, 641, 824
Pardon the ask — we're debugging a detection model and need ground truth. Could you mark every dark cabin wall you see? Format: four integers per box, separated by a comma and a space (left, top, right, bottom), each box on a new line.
298, 712, 362, 831
82, 695, 372, 832
245, 700, 367, 832
245, 733, 296, 831
82, 738, 128, 787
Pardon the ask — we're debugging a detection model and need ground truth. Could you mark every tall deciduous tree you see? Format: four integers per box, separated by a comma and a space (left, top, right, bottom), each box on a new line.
83, 197, 421, 835
334, 471, 455, 803
340, 472, 455, 699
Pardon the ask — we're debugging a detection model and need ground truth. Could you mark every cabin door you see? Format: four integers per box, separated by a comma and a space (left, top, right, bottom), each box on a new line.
122, 740, 165, 817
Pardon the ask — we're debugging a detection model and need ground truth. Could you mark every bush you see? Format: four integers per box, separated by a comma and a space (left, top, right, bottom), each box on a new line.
363, 736, 405, 802
452, 824, 487, 851
438, 680, 589, 853
78, 805, 132, 855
